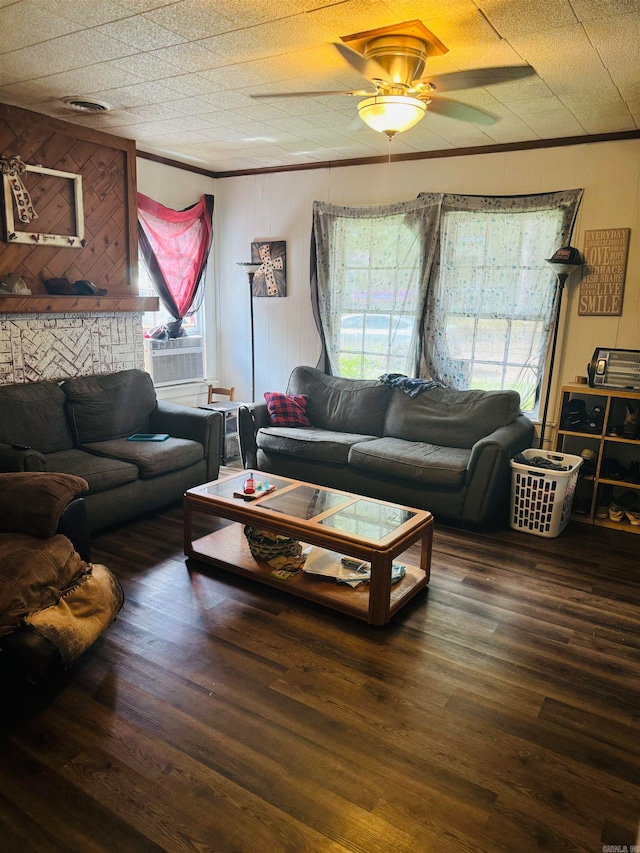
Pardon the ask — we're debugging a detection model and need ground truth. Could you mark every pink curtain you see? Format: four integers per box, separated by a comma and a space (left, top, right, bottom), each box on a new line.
137, 193, 214, 324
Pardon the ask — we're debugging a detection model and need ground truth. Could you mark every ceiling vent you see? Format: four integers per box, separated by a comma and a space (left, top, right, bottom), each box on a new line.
60, 96, 112, 113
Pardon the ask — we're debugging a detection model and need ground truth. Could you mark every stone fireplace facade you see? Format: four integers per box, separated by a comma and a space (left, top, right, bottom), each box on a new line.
0, 313, 144, 384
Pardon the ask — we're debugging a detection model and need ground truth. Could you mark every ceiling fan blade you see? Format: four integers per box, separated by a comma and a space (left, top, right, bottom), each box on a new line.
251, 89, 375, 99
333, 42, 391, 83
427, 96, 498, 125
417, 65, 536, 93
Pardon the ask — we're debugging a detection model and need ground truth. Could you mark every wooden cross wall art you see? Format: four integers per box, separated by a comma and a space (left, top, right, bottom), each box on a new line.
251, 240, 286, 297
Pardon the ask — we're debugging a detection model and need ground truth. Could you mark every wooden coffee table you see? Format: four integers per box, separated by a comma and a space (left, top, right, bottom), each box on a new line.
184, 472, 433, 626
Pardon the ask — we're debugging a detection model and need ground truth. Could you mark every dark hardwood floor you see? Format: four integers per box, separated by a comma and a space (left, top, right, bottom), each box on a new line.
1, 471, 639, 852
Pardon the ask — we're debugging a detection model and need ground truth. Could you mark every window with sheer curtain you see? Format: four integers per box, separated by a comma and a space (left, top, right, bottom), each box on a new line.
436, 209, 557, 411
311, 196, 441, 379
312, 189, 582, 414
420, 190, 583, 413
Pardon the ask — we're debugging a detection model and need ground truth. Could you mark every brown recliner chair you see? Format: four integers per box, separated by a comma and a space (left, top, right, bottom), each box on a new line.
0, 472, 124, 687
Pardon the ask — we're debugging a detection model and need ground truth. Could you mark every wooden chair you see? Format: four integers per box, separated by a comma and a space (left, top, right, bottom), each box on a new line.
207, 385, 235, 404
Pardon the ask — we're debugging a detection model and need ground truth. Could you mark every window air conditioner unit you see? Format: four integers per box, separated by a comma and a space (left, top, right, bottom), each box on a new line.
143, 336, 204, 386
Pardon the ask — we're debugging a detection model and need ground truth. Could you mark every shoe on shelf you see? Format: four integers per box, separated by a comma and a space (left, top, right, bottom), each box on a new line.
585, 405, 605, 433
622, 404, 639, 439
561, 398, 587, 431
579, 447, 597, 477
626, 509, 640, 526
601, 458, 627, 480
608, 490, 637, 521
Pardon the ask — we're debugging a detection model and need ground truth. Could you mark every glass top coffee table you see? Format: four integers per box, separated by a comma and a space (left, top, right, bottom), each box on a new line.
184, 472, 433, 626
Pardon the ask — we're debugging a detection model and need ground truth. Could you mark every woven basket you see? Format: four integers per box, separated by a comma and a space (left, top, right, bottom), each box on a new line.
244, 526, 302, 561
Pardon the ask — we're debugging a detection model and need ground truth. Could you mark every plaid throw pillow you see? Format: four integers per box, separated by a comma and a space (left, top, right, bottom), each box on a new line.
264, 391, 312, 426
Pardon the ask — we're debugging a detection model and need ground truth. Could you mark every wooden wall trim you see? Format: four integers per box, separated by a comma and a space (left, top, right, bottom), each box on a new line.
136, 149, 218, 179
212, 129, 640, 178
126, 138, 139, 293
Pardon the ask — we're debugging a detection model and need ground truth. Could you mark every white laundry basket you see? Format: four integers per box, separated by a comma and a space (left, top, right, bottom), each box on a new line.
510, 449, 583, 538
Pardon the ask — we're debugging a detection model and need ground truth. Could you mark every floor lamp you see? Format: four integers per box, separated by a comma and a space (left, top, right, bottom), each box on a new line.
539, 246, 584, 449
237, 262, 261, 402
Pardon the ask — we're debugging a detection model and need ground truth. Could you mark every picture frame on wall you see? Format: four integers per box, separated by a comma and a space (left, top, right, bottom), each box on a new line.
250, 240, 286, 297
2, 163, 85, 248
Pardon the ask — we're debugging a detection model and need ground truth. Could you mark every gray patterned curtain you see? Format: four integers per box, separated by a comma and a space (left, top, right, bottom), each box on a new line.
418, 189, 583, 410
311, 195, 442, 376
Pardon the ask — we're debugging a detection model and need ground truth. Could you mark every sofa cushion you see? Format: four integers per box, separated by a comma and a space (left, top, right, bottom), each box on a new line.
0, 381, 74, 453
62, 369, 158, 443
81, 437, 204, 479
287, 366, 391, 436
349, 437, 471, 488
41, 449, 139, 494
264, 391, 312, 426
383, 387, 521, 449
257, 426, 377, 465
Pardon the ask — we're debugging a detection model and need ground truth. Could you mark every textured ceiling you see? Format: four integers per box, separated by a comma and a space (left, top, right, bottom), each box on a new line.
0, 0, 638, 173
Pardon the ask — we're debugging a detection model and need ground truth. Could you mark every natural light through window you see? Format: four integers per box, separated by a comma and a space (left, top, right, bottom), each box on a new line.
435, 209, 563, 413
335, 220, 421, 380
138, 256, 201, 337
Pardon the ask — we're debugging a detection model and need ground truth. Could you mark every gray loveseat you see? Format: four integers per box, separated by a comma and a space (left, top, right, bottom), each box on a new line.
239, 366, 534, 528
0, 369, 221, 533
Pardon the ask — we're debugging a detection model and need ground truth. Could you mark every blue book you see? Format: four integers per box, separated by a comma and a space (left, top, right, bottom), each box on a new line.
127, 433, 169, 441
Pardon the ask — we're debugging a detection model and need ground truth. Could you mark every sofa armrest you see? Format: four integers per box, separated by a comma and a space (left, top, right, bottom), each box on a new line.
57, 497, 91, 562
462, 415, 534, 527
238, 403, 270, 469
466, 415, 534, 478
0, 442, 46, 472
0, 472, 89, 539
149, 401, 222, 482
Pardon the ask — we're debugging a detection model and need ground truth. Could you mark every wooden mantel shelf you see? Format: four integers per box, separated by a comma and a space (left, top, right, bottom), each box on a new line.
0, 296, 159, 314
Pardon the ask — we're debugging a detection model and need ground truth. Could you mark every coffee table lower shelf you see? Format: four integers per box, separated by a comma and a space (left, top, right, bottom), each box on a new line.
186, 524, 428, 625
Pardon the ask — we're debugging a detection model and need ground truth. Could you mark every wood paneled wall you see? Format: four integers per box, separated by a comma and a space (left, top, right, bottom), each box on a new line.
0, 103, 137, 297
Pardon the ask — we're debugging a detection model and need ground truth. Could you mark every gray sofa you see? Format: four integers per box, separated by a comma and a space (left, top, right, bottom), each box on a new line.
0, 369, 221, 533
239, 366, 534, 528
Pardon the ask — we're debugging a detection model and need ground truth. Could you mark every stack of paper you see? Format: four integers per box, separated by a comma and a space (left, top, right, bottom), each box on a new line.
303, 547, 406, 588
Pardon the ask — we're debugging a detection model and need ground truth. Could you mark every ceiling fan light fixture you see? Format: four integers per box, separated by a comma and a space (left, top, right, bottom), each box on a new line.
357, 94, 426, 138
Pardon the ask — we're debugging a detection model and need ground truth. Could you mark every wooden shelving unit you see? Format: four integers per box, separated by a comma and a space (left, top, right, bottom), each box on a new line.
554, 383, 640, 534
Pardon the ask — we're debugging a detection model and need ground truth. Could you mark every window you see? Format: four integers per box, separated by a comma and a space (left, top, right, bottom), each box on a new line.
334, 215, 422, 379
426, 205, 571, 413
139, 256, 202, 337
312, 196, 441, 381
312, 191, 582, 410
339, 313, 413, 379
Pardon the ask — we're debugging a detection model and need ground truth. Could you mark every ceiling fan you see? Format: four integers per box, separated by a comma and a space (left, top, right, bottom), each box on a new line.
251, 20, 536, 138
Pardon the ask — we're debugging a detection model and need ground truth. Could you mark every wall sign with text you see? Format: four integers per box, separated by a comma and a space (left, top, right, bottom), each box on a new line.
578, 228, 630, 316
